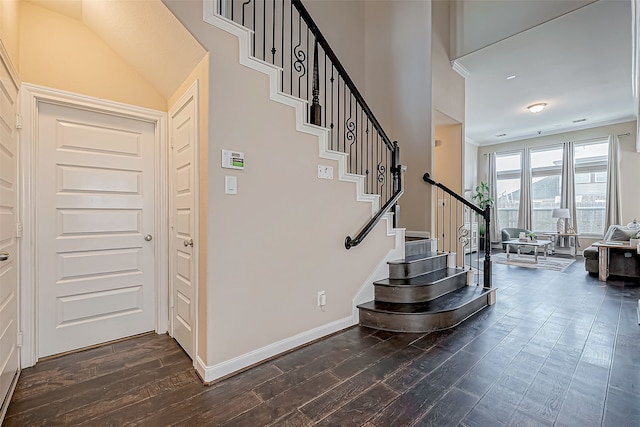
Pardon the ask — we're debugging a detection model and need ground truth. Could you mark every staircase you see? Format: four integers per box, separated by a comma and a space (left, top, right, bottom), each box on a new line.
358, 239, 496, 333
200, 0, 496, 335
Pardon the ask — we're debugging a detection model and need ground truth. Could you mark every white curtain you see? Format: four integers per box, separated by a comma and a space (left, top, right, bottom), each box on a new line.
518, 148, 532, 230
604, 134, 622, 230
561, 141, 579, 246
487, 152, 499, 242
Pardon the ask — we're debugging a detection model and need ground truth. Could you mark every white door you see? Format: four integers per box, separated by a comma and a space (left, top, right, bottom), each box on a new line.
169, 87, 197, 359
0, 59, 19, 411
37, 102, 156, 358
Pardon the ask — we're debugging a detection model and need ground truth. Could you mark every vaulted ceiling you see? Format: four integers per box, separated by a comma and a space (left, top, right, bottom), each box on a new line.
27, 0, 206, 100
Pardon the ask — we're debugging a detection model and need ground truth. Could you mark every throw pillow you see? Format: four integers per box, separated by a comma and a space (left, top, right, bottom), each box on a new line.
609, 226, 633, 241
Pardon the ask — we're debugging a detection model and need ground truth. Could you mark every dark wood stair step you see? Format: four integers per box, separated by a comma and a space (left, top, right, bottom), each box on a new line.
404, 238, 433, 258
387, 252, 448, 279
373, 268, 467, 303
357, 286, 496, 333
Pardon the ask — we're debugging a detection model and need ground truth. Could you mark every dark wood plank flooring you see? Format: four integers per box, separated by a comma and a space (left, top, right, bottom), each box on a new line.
5, 256, 640, 426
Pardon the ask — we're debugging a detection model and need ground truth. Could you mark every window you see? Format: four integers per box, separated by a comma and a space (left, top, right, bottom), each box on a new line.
530, 146, 562, 232
496, 152, 521, 229
491, 139, 609, 236
574, 140, 608, 235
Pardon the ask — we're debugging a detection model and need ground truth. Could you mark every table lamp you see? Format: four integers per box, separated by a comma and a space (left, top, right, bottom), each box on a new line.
552, 208, 570, 233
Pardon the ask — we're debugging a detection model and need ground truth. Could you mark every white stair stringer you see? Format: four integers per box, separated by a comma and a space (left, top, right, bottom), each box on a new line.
202, 0, 395, 220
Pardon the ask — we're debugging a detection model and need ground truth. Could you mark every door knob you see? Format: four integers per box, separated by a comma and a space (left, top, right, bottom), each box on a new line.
183, 239, 194, 247
0, 251, 9, 261
144, 234, 153, 241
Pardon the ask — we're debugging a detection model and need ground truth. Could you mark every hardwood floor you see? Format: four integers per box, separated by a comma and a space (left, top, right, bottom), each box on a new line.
5, 257, 640, 426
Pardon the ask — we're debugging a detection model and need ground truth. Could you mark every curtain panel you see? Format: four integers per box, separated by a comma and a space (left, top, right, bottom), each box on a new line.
604, 134, 622, 231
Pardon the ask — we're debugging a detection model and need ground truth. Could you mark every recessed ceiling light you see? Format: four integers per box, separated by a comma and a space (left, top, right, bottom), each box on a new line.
527, 103, 547, 113
496, 133, 507, 137
506, 75, 516, 80
573, 118, 587, 123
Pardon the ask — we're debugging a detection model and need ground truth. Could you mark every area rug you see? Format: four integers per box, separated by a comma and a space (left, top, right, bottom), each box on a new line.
491, 252, 576, 272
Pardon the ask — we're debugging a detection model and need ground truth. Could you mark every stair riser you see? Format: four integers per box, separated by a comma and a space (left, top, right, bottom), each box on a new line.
374, 274, 467, 304
405, 239, 432, 258
388, 256, 447, 279
358, 289, 495, 333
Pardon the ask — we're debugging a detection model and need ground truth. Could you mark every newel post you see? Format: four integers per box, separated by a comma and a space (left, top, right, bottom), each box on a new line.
483, 205, 492, 289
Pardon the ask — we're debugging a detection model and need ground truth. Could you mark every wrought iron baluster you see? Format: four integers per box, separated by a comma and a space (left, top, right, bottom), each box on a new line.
293, 15, 306, 99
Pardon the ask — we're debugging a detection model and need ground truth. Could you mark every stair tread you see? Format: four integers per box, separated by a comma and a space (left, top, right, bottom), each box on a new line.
388, 252, 443, 264
358, 286, 490, 314
374, 268, 466, 287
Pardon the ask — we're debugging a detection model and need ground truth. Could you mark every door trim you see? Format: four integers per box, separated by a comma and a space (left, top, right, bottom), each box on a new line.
168, 80, 200, 362
19, 84, 168, 368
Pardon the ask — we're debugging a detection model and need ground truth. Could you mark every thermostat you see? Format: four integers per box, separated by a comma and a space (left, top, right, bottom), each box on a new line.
222, 149, 245, 170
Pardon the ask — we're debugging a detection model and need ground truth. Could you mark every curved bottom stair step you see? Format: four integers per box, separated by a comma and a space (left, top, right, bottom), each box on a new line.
373, 268, 468, 303
357, 286, 497, 333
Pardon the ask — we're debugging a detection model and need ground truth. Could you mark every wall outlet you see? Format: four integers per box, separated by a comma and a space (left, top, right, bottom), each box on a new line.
318, 165, 333, 180
317, 290, 326, 307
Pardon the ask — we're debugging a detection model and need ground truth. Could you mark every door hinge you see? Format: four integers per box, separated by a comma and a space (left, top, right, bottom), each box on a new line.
170, 137, 174, 150
16, 222, 22, 238
17, 332, 23, 348
15, 113, 22, 129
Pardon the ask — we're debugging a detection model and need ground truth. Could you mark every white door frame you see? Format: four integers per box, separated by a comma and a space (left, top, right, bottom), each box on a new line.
168, 80, 199, 361
19, 84, 168, 368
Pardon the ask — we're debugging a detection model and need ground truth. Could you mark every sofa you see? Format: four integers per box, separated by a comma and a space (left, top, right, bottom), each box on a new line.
583, 224, 640, 278
501, 227, 535, 253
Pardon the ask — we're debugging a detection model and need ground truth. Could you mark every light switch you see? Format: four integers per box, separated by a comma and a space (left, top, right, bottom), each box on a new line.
318, 165, 333, 180
225, 176, 238, 194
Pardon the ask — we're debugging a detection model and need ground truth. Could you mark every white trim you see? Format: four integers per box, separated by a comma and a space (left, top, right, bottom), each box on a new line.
451, 60, 470, 79
167, 80, 200, 364
406, 230, 431, 239
18, 84, 168, 368
196, 315, 355, 383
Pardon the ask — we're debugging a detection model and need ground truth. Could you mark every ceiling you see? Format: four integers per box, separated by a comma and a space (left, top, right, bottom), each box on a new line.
456, 0, 635, 146
27, 0, 206, 100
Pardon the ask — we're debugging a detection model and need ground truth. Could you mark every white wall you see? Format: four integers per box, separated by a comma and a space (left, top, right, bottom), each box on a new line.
365, 0, 433, 233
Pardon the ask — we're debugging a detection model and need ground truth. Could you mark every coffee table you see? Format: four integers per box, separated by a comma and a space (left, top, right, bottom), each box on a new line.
505, 239, 552, 263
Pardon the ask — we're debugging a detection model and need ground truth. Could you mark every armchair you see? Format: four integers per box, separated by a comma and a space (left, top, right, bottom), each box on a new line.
501, 227, 534, 253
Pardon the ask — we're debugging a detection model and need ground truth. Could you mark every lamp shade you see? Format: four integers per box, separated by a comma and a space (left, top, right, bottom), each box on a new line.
551, 208, 570, 219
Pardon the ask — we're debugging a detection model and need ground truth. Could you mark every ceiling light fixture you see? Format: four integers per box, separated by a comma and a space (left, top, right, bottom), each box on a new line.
506, 75, 516, 80
527, 103, 547, 113
496, 133, 507, 137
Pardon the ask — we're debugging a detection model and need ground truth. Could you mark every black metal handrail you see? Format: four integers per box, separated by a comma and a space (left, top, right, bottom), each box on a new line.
346, 164, 406, 249
216, 0, 401, 247
423, 173, 492, 289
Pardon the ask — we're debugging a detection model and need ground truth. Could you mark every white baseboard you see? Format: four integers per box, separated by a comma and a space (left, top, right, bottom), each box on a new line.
406, 230, 431, 239
197, 316, 356, 383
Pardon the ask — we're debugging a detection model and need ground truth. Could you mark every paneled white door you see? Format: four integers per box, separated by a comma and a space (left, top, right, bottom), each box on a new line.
37, 102, 156, 358
169, 87, 197, 359
0, 59, 19, 412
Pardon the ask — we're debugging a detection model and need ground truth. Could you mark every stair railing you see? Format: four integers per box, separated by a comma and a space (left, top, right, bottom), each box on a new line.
423, 173, 492, 289
215, 0, 402, 246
